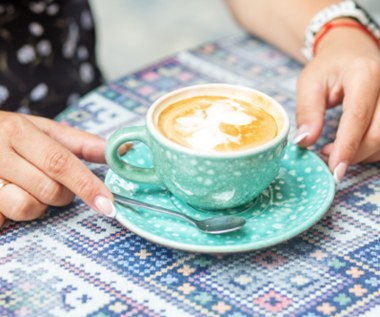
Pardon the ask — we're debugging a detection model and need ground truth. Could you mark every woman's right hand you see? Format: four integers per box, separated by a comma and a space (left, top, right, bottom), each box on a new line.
0, 111, 116, 227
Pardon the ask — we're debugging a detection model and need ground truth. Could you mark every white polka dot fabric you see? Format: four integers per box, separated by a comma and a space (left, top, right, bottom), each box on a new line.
0, 0, 103, 117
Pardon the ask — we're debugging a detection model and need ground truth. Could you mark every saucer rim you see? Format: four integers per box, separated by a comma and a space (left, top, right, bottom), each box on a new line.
108, 148, 336, 253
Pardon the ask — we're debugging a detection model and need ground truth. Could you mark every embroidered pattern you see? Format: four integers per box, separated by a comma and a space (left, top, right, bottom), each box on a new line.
1, 35, 379, 317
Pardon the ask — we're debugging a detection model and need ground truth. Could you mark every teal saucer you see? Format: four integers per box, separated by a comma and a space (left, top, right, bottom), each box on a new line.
105, 143, 335, 254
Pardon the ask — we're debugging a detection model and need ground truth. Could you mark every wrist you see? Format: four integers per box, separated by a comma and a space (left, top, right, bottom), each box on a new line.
315, 18, 380, 57
302, 0, 380, 61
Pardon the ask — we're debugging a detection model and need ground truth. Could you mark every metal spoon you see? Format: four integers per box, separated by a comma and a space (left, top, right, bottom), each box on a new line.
112, 193, 246, 234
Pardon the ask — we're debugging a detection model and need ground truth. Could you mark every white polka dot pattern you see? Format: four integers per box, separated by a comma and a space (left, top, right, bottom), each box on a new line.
106, 143, 335, 253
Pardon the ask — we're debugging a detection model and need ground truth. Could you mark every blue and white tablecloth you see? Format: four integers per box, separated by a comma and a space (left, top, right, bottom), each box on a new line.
1, 35, 379, 317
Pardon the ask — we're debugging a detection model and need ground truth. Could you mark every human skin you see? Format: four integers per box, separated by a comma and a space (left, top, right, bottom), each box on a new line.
0, 112, 124, 226
227, 0, 380, 181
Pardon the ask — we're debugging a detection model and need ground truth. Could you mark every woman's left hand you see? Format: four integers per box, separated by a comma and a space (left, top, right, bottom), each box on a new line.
294, 23, 380, 180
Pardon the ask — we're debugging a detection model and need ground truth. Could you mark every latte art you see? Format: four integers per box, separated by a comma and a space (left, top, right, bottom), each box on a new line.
158, 95, 278, 152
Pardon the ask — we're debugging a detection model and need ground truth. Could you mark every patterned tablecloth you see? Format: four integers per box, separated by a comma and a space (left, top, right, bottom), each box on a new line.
1, 35, 379, 317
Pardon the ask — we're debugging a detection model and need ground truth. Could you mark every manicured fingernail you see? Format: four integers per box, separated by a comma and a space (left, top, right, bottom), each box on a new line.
333, 162, 348, 184
94, 195, 116, 217
293, 125, 311, 144
118, 143, 133, 156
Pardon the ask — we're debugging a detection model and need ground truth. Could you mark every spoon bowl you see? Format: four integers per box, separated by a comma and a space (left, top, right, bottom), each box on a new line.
194, 215, 246, 234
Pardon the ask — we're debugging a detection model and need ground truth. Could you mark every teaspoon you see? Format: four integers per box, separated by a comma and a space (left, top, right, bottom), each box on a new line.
112, 193, 246, 234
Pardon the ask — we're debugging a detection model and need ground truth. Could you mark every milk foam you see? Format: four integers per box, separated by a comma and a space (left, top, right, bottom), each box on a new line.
158, 95, 278, 152
176, 100, 257, 151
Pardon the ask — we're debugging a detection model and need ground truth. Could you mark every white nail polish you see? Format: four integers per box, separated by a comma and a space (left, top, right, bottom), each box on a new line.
333, 162, 348, 184
293, 132, 311, 144
293, 125, 311, 144
107, 204, 117, 218
94, 196, 117, 218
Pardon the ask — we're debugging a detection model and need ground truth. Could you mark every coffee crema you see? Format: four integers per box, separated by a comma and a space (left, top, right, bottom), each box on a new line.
157, 95, 278, 152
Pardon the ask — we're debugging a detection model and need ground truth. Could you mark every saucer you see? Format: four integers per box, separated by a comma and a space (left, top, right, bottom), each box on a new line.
105, 143, 335, 254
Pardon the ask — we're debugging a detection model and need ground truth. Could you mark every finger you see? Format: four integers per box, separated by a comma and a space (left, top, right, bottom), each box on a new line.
362, 150, 380, 163
0, 213, 5, 227
321, 142, 334, 156
22, 114, 106, 163
9, 118, 115, 216
119, 143, 133, 156
0, 183, 47, 221
1, 152, 74, 206
350, 98, 380, 164
328, 63, 380, 174
294, 68, 327, 147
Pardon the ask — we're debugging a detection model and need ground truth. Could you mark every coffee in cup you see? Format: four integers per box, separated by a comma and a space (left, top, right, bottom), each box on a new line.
158, 95, 278, 152
106, 84, 289, 210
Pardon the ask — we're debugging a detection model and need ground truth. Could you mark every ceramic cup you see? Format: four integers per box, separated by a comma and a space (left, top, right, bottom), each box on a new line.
105, 84, 290, 210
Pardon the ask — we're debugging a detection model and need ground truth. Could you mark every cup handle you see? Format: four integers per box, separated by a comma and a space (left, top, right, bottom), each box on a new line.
105, 126, 161, 184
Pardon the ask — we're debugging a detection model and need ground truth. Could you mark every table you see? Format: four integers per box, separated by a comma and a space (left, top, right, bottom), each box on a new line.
1, 34, 379, 317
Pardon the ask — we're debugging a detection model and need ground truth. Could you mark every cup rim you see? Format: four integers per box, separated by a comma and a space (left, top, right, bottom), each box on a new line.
146, 83, 290, 158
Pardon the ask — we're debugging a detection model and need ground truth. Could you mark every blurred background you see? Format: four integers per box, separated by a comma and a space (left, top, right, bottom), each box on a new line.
91, 0, 241, 81
91, 0, 380, 82
90, 0, 242, 80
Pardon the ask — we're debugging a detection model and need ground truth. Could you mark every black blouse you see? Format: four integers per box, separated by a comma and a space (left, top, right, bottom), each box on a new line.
0, 0, 103, 118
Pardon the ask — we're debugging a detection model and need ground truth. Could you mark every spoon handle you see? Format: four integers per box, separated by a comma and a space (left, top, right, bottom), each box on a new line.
112, 193, 197, 225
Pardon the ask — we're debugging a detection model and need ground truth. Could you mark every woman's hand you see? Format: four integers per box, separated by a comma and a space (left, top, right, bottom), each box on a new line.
226, 1, 380, 180
294, 23, 380, 181
0, 111, 116, 227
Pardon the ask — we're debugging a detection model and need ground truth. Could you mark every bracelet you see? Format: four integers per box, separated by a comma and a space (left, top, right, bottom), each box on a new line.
302, 0, 380, 60
313, 20, 380, 56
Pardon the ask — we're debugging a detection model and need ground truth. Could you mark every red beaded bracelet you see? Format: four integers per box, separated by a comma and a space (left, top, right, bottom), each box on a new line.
313, 20, 380, 56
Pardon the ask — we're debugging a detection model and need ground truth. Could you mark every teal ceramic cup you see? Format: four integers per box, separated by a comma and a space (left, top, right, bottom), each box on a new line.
105, 84, 290, 210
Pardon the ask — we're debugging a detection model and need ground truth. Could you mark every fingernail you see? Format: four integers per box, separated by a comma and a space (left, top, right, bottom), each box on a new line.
94, 195, 116, 217
333, 161, 348, 184
118, 143, 133, 156
293, 125, 311, 144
